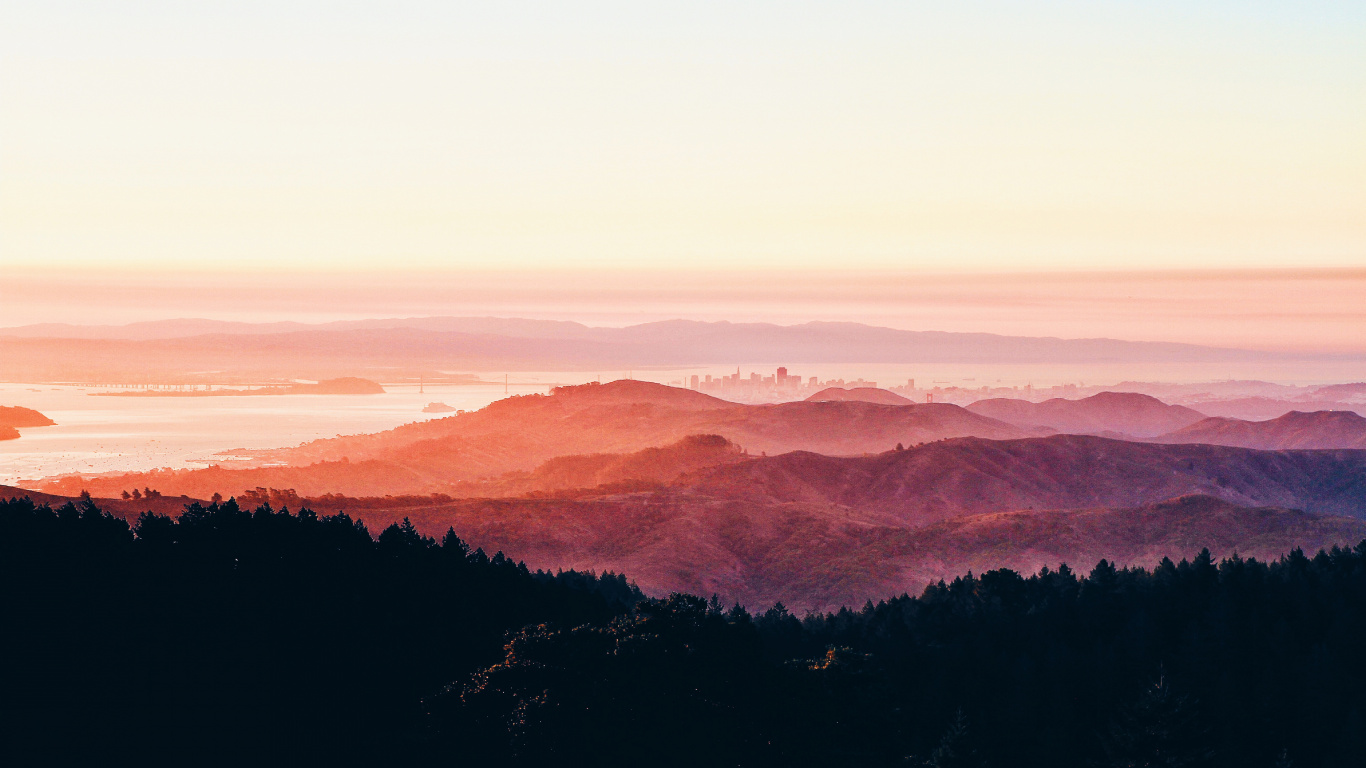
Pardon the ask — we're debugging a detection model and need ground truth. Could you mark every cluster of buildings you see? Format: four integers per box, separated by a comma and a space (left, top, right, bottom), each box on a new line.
666, 367, 1099, 406
669, 368, 881, 403
889, 382, 1085, 405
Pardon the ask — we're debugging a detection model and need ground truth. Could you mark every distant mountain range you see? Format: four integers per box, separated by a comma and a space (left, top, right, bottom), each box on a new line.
1, 316, 1338, 382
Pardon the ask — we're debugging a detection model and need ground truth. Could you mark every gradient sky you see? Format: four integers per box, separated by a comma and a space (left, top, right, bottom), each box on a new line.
1, 2, 1364, 348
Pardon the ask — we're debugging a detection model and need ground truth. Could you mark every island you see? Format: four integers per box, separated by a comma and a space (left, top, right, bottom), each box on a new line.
0, 405, 57, 441
422, 402, 458, 413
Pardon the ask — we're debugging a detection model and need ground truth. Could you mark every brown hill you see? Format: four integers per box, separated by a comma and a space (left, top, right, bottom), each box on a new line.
967, 391, 1206, 437
1156, 410, 1366, 450
805, 387, 913, 405
36, 380, 1035, 498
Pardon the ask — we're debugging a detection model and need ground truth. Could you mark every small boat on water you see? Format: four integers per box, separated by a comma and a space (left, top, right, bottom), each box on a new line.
422, 402, 457, 413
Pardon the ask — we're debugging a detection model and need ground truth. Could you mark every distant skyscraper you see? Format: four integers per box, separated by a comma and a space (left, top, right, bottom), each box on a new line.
776, 366, 788, 384
690, 374, 699, 390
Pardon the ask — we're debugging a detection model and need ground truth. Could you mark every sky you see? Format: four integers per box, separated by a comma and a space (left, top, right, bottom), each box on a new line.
2, 2, 1364, 347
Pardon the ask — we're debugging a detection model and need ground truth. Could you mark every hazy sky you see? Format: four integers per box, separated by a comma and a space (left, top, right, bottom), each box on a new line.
4, 1, 1363, 271
2, 2, 1364, 350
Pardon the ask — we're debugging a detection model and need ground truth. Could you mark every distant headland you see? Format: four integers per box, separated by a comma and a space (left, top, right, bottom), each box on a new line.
93, 377, 385, 397
0, 405, 56, 441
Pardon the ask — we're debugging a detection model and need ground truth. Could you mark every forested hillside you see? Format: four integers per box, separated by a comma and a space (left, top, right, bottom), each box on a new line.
3, 493, 1362, 766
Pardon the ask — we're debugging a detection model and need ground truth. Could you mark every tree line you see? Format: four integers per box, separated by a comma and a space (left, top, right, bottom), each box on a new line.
2, 494, 1362, 766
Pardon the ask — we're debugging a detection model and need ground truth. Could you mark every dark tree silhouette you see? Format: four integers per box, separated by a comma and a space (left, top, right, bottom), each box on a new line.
915, 709, 987, 768
2, 493, 1365, 767
1101, 670, 1214, 767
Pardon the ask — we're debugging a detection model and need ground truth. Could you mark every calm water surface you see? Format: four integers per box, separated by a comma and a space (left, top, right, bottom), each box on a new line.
0, 382, 556, 486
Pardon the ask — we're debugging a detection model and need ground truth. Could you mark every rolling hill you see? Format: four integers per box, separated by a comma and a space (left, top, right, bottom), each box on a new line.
1156, 410, 1366, 450
805, 387, 913, 405
966, 391, 1206, 437
35, 381, 1037, 498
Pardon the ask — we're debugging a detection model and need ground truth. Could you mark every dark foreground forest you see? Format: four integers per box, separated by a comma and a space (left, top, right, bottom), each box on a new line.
2, 495, 1362, 767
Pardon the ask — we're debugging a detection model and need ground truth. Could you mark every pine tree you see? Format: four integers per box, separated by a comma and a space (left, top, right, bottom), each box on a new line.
1101, 670, 1214, 768
912, 708, 986, 768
